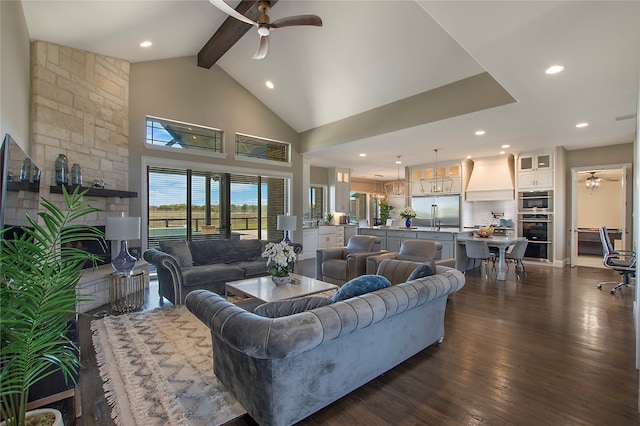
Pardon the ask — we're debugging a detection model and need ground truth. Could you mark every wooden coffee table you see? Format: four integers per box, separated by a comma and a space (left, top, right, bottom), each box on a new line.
225, 273, 338, 304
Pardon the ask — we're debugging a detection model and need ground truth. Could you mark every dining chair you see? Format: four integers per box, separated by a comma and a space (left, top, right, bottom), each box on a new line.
506, 239, 528, 279
464, 240, 496, 279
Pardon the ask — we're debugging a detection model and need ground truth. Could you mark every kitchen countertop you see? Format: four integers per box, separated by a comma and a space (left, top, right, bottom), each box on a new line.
361, 226, 470, 233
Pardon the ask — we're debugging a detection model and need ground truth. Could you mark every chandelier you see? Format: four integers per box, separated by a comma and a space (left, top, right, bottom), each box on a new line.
585, 171, 601, 189
420, 149, 453, 194
385, 155, 405, 196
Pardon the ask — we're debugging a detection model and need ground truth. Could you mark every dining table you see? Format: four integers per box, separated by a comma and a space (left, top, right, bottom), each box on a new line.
458, 235, 525, 280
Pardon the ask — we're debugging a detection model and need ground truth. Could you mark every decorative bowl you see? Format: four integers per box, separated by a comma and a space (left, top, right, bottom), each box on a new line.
476, 227, 494, 238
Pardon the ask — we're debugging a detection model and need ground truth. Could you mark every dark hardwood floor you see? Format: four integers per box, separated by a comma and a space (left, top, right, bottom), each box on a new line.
60, 260, 638, 425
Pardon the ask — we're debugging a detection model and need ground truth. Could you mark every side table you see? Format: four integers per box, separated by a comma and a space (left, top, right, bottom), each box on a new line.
110, 271, 146, 313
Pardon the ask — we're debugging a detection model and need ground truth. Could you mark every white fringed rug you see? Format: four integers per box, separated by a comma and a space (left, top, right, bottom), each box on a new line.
91, 305, 247, 426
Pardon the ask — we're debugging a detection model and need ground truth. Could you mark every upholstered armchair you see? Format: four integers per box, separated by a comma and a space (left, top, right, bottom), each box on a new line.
316, 235, 384, 285
366, 239, 455, 275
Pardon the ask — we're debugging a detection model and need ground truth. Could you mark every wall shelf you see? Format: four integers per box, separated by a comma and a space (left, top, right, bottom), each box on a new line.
49, 185, 137, 198
7, 181, 40, 193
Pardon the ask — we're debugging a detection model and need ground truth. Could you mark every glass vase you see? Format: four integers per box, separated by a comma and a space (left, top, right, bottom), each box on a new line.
405, 218, 412, 228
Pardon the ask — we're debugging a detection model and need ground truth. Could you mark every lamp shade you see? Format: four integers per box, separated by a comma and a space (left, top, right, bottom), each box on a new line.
277, 215, 297, 231
105, 216, 141, 241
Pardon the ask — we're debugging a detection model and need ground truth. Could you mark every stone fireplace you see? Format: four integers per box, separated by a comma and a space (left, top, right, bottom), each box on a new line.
27, 40, 143, 311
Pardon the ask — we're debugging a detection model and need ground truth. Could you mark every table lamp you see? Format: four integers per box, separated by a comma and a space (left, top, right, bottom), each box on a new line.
105, 215, 141, 276
277, 215, 297, 243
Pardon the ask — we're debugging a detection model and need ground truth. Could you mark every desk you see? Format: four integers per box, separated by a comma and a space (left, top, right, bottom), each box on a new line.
459, 236, 524, 280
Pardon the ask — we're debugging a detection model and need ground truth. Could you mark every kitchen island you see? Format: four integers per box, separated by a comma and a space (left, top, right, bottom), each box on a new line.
358, 226, 473, 265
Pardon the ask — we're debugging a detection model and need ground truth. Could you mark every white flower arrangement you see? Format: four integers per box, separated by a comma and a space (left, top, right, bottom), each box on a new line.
399, 206, 416, 219
262, 241, 298, 277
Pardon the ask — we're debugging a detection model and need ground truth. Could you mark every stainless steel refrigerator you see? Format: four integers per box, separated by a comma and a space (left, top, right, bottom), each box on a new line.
411, 195, 461, 228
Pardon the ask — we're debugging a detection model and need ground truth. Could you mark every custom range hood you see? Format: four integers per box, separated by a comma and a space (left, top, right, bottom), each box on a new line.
465, 154, 515, 202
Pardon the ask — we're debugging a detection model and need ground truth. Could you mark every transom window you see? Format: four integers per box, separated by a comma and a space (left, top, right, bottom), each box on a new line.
235, 133, 290, 163
146, 116, 223, 153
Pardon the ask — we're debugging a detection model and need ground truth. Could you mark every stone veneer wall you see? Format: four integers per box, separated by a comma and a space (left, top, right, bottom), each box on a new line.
30, 40, 131, 224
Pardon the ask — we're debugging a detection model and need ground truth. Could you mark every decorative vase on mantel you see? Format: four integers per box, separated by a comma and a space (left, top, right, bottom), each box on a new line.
271, 275, 291, 286
405, 218, 412, 228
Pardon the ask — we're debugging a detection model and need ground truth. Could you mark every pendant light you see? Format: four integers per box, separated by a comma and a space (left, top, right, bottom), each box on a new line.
419, 149, 453, 194
385, 155, 405, 196
585, 171, 601, 190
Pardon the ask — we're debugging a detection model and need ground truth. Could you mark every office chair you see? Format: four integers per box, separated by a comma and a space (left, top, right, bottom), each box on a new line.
464, 240, 496, 279
596, 226, 636, 294
506, 239, 528, 279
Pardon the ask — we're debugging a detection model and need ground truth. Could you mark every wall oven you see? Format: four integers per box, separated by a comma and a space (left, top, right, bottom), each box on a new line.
519, 190, 553, 212
518, 213, 553, 261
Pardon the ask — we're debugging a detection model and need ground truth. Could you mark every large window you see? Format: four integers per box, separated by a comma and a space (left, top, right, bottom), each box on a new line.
310, 186, 324, 220
146, 116, 223, 154
235, 133, 290, 163
147, 166, 286, 248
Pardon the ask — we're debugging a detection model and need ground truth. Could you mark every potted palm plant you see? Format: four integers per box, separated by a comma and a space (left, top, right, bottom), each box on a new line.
0, 187, 103, 426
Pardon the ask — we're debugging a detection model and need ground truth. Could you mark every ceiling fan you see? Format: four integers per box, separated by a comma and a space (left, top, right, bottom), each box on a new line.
209, 0, 322, 59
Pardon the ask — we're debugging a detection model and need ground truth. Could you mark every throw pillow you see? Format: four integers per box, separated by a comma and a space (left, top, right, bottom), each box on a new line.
254, 297, 334, 318
332, 275, 391, 302
159, 241, 193, 267
407, 260, 437, 281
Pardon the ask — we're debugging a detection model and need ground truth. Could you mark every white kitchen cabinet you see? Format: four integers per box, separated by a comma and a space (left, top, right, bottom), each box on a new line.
317, 225, 338, 250
411, 162, 462, 195
329, 167, 351, 212
336, 225, 345, 247
301, 228, 319, 260
518, 153, 553, 190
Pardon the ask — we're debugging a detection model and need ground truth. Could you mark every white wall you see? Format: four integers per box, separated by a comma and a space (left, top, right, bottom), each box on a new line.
576, 179, 623, 229
0, 0, 31, 151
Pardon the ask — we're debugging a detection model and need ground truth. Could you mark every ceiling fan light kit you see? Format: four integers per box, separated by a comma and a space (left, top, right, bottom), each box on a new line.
585, 171, 601, 189
209, 0, 322, 60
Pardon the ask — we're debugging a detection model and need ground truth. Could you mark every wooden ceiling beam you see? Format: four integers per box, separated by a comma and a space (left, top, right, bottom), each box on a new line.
198, 0, 279, 69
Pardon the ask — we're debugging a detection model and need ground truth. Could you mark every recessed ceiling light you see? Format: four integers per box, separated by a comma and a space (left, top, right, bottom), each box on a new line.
359, 153, 366, 157
265, 81, 274, 89
500, 151, 505, 155
545, 65, 564, 74
140, 41, 152, 48
475, 130, 485, 136
467, 155, 472, 159
576, 122, 589, 128
501, 144, 510, 149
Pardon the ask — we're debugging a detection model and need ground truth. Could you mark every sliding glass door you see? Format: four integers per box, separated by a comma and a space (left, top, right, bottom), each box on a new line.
147, 166, 286, 248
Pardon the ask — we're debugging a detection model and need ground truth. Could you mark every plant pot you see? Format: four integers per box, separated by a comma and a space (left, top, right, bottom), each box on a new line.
0, 408, 64, 426
271, 275, 291, 286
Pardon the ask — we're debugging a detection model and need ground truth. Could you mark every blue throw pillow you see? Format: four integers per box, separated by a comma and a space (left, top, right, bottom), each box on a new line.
407, 261, 437, 281
332, 275, 391, 302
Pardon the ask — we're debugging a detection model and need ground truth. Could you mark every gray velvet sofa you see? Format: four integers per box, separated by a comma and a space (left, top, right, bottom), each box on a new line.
185, 266, 465, 426
143, 239, 302, 305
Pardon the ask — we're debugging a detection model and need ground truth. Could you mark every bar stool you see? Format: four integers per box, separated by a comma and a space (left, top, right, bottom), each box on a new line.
465, 240, 496, 279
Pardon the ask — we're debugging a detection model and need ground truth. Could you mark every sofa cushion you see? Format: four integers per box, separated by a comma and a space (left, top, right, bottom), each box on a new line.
254, 296, 334, 318
228, 260, 269, 277
332, 275, 391, 302
397, 254, 430, 262
159, 241, 193, 267
189, 239, 263, 265
181, 264, 245, 287
407, 261, 437, 281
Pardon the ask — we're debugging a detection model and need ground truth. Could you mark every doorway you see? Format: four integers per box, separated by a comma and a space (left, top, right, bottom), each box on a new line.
570, 165, 630, 268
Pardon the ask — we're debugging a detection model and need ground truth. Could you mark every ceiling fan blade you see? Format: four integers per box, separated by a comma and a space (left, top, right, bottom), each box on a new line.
253, 36, 269, 60
209, 0, 258, 27
270, 15, 323, 29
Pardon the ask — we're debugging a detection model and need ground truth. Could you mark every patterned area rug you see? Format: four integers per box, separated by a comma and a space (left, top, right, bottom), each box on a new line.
91, 305, 247, 426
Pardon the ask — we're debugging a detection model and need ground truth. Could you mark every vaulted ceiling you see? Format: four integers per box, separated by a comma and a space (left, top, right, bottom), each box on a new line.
20, 1, 639, 179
